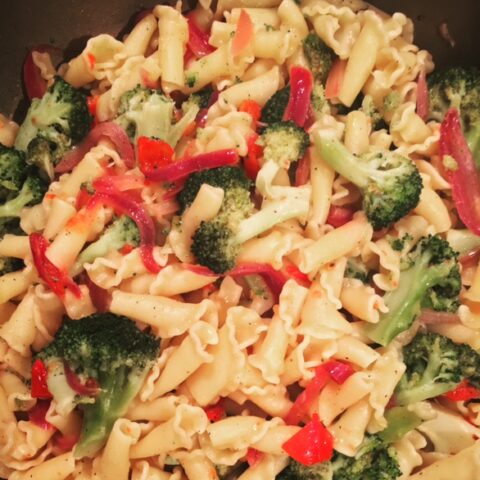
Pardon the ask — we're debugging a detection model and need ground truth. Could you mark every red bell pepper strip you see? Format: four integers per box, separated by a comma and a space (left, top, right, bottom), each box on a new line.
295, 153, 310, 186
137, 136, 175, 176
87, 95, 99, 118
30, 233, 82, 299
244, 134, 263, 180
84, 275, 111, 313
142, 149, 239, 182
284, 366, 330, 426
416, 69, 429, 121
325, 59, 347, 100
284, 264, 311, 287
54, 432, 80, 453
64, 363, 101, 397
186, 14, 215, 59
239, 100, 262, 126
326, 205, 354, 228
55, 122, 134, 173
440, 108, 480, 235
88, 188, 160, 273
283, 66, 313, 128
229, 263, 287, 303
28, 400, 55, 430
204, 402, 225, 422
444, 380, 480, 402
23, 49, 48, 100
75, 187, 93, 210
86, 53, 96, 71
282, 413, 334, 465
246, 448, 264, 467
31, 359, 53, 399
322, 360, 355, 385
232, 10, 254, 58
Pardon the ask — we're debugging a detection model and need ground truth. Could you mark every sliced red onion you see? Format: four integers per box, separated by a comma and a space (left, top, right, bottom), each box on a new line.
416, 69, 430, 121
322, 360, 355, 384
418, 309, 461, 325
55, 122, 135, 173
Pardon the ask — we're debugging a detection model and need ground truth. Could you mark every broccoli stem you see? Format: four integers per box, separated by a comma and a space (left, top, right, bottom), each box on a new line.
314, 133, 369, 188
364, 254, 451, 346
236, 195, 309, 244
75, 367, 147, 458
0, 183, 35, 218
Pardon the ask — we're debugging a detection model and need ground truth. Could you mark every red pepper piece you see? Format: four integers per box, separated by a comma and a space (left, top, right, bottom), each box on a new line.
326, 205, 354, 228
239, 100, 262, 126
444, 379, 480, 402
232, 10, 254, 58
28, 400, 55, 430
31, 359, 53, 399
284, 366, 330, 426
64, 363, 101, 397
283, 66, 314, 127
322, 360, 355, 384
137, 136, 175, 176
54, 432, 80, 453
186, 14, 215, 58
75, 187, 93, 210
244, 134, 263, 180
282, 413, 334, 465
142, 148, 239, 182
440, 108, 480, 235
325, 59, 347, 100
204, 402, 225, 422
246, 447, 264, 467
86, 53, 96, 70
29, 233, 82, 299
284, 264, 311, 287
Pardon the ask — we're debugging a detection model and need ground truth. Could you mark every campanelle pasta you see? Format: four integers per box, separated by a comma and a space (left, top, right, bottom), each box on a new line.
1, 0, 478, 479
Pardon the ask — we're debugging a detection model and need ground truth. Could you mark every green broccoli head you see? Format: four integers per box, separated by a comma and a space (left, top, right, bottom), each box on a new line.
428, 66, 480, 128
303, 33, 335, 85
0, 144, 27, 200
345, 257, 370, 283
38, 313, 160, 458
0, 174, 48, 220
261, 86, 291, 124
15, 76, 92, 152
187, 86, 214, 109
260, 121, 310, 169
364, 235, 460, 346
177, 166, 253, 213
395, 332, 470, 405
314, 133, 422, 230
192, 190, 309, 273
332, 436, 401, 480
0, 256, 24, 276
116, 84, 199, 148
71, 216, 140, 276
278, 436, 401, 480
26, 132, 70, 179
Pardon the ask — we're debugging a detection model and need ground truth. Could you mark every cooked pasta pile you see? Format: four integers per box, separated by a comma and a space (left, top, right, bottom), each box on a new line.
1, 0, 480, 479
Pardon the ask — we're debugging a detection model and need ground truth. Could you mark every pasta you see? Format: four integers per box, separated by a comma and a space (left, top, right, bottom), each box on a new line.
0, 0, 478, 478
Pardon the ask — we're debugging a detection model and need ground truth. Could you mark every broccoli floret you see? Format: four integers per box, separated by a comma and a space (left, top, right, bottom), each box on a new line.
26, 133, 70, 180
15, 76, 92, 178
395, 332, 480, 405
361, 95, 387, 131
177, 166, 252, 213
314, 133, 422, 230
364, 235, 461, 346
261, 86, 291, 124
278, 436, 401, 480
0, 256, 24, 276
303, 33, 335, 85
192, 190, 309, 273
187, 86, 214, 109
310, 83, 329, 117
0, 174, 48, 221
37, 313, 160, 458
345, 257, 370, 283
260, 121, 310, 169
115, 84, 199, 147
382, 92, 401, 114
389, 233, 413, 252
71, 216, 140, 276
0, 144, 27, 200
428, 67, 480, 159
